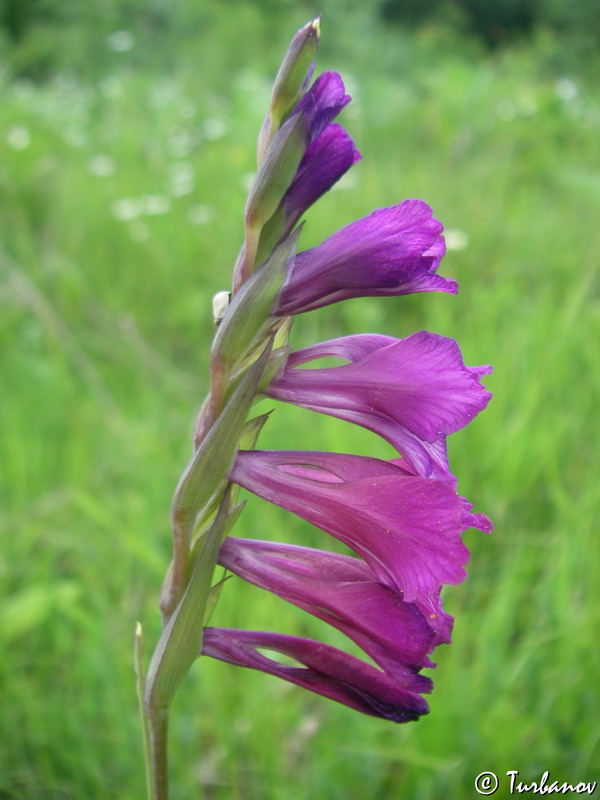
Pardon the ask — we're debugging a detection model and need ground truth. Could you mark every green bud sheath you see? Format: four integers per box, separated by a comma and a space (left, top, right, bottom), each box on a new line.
212, 228, 300, 377
270, 17, 320, 127
171, 342, 272, 545
257, 17, 320, 164
245, 113, 307, 234
145, 490, 243, 712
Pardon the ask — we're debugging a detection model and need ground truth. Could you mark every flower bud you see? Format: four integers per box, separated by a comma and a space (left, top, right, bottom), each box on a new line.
257, 18, 320, 162
245, 113, 308, 232
270, 17, 320, 126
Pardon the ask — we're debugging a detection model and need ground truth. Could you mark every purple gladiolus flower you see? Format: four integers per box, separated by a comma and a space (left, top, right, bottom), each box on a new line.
274, 199, 455, 315
265, 331, 492, 481
235, 70, 355, 290
270, 75, 358, 237
291, 71, 352, 141
218, 538, 453, 679
229, 450, 492, 602
282, 123, 361, 231
201, 627, 430, 722
143, 24, 495, 784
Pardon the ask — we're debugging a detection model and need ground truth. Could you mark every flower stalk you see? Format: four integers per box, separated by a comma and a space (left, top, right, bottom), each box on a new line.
139, 17, 492, 799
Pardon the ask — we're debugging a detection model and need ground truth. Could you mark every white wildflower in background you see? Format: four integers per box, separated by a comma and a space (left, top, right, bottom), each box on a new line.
555, 78, 586, 122
140, 195, 170, 215
241, 172, 255, 193
555, 78, 578, 102
150, 79, 181, 107
187, 204, 215, 226
107, 30, 135, 53
168, 132, 195, 158
111, 197, 142, 221
340, 74, 361, 119
111, 195, 171, 221
331, 171, 359, 191
444, 229, 470, 251
7, 126, 31, 150
87, 155, 117, 177
202, 117, 228, 141
168, 163, 195, 197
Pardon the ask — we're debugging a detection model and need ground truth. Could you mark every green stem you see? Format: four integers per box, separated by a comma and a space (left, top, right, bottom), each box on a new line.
134, 623, 155, 800
148, 706, 170, 800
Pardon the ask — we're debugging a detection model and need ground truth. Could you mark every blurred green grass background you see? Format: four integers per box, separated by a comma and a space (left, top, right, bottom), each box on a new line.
1, 1, 599, 798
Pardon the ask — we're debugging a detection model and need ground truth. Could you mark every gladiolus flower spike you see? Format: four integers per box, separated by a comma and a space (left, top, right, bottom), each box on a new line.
142, 20, 493, 797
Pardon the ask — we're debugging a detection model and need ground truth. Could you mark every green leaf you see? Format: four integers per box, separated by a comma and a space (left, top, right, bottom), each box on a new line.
202, 573, 232, 626
145, 490, 244, 711
134, 623, 153, 800
171, 339, 272, 546
240, 412, 272, 450
212, 228, 300, 376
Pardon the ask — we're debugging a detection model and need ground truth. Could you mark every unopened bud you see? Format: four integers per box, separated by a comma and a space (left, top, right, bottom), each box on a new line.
246, 112, 307, 231
270, 17, 320, 124
257, 18, 320, 163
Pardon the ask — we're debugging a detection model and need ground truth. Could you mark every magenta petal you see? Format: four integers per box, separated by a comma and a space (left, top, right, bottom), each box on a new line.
460, 497, 493, 534
423, 235, 446, 271
284, 333, 393, 364
274, 200, 456, 315
229, 450, 487, 601
283, 123, 361, 227
219, 538, 445, 681
292, 71, 351, 140
265, 331, 492, 480
414, 592, 454, 646
201, 627, 429, 722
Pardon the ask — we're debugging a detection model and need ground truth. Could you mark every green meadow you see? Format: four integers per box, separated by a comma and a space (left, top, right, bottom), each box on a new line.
1, 5, 599, 798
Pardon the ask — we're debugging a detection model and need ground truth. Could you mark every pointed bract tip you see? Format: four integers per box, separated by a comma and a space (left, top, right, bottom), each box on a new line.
308, 16, 321, 38
270, 19, 321, 126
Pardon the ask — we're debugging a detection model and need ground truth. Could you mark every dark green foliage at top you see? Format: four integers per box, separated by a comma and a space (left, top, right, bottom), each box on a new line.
382, 0, 538, 45
382, 0, 600, 48
2, 0, 600, 80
